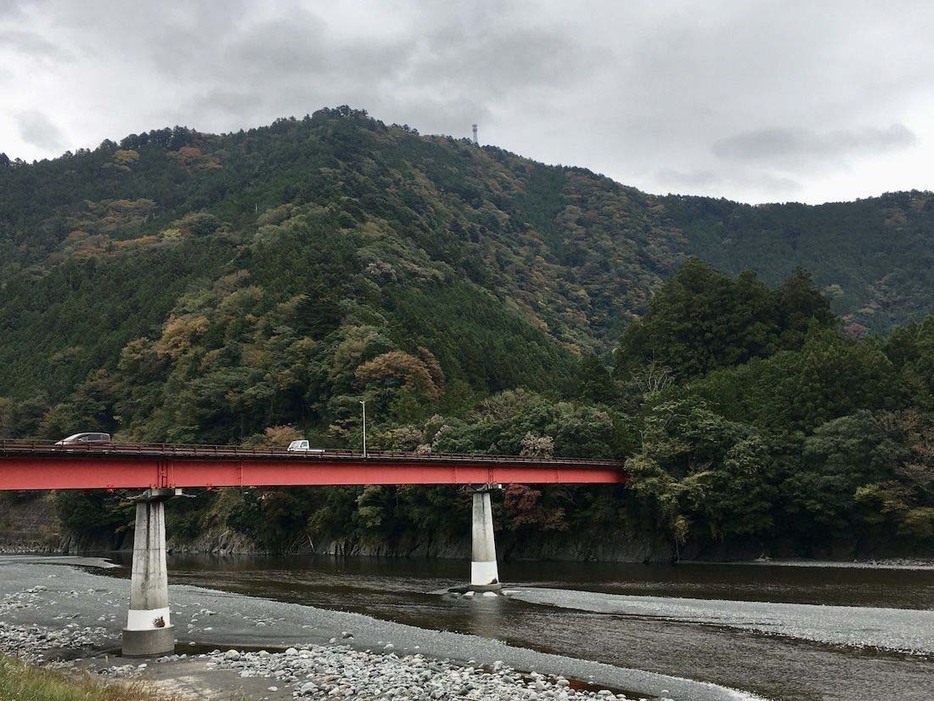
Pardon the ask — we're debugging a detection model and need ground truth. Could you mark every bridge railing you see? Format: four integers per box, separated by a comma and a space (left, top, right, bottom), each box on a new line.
0, 439, 621, 468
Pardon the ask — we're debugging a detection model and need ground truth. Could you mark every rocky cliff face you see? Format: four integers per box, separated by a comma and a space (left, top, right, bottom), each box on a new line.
0, 491, 868, 563
0, 493, 65, 553
169, 524, 673, 563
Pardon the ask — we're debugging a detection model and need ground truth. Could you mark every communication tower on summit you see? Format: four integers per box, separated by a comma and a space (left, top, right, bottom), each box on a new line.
472, 124, 478, 145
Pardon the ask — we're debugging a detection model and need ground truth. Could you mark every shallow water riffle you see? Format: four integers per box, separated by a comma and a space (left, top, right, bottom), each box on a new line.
100, 554, 934, 701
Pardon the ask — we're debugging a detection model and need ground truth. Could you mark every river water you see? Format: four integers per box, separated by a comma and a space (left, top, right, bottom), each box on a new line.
110, 554, 933, 701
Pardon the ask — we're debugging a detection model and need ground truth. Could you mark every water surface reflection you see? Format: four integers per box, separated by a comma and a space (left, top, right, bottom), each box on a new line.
104, 554, 934, 701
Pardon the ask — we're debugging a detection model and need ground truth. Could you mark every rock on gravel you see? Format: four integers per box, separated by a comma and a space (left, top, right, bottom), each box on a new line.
202, 645, 640, 701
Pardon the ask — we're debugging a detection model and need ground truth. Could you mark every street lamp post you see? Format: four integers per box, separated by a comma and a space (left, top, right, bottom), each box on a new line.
360, 400, 367, 458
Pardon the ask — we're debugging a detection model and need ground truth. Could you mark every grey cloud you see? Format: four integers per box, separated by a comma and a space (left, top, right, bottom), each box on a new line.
16, 109, 66, 150
8, 0, 602, 141
403, 0, 599, 82
654, 168, 722, 190
405, 23, 595, 96
713, 124, 917, 165
191, 89, 264, 116
201, 8, 589, 98
0, 0, 37, 20
143, 8, 413, 120
653, 166, 803, 202
727, 172, 805, 201
48, 1, 253, 75
226, 15, 410, 83
231, 17, 332, 75
375, 14, 602, 141
589, 2, 933, 198
169, 3, 597, 146
0, 28, 69, 59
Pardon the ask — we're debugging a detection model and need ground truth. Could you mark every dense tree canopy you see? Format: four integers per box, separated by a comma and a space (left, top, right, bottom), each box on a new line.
614, 260, 835, 380
1, 110, 932, 560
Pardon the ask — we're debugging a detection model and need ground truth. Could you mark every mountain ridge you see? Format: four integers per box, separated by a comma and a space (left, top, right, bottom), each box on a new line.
1, 107, 932, 437
2, 109, 932, 560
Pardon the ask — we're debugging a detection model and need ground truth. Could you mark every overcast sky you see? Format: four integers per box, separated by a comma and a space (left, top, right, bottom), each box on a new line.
2, 0, 933, 204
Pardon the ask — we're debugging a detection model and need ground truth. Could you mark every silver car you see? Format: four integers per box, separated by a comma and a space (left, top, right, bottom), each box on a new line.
55, 432, 112, 446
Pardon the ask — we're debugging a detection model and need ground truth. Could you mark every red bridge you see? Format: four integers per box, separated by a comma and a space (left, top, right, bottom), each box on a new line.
0, 440, 627, 491
0, 439, 627, 657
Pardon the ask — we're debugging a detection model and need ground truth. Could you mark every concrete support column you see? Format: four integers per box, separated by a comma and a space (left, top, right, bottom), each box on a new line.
122, 488, 175, 657
470, 487, 502, 591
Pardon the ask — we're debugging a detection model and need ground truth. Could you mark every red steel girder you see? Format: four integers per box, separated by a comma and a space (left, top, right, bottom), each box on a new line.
0, 453, 627, 491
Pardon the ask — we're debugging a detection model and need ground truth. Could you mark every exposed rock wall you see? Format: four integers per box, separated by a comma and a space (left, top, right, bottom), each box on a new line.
0, 492, 66, 553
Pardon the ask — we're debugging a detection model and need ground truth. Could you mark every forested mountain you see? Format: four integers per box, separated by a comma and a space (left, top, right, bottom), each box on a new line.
1, 107, 932, 559
668, 193, 934, 334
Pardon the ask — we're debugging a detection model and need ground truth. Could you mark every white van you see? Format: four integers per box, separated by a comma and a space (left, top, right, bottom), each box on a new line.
287, 439, 325, 453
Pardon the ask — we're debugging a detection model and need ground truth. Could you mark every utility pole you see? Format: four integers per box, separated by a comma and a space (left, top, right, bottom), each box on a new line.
360, 400, 367, 458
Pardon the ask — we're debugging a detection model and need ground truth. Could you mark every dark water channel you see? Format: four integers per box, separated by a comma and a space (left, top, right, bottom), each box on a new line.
112, 555, 934, 701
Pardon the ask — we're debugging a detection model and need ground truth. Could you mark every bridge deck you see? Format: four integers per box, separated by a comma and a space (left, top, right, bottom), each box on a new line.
0, 441, 626, 490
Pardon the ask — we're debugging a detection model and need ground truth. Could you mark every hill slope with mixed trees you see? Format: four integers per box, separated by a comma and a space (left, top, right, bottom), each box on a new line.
1, 107, 932, 560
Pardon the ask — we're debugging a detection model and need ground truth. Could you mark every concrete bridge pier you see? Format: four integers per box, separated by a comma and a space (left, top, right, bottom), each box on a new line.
122, 488, 175, 657
470, 486, 502, 591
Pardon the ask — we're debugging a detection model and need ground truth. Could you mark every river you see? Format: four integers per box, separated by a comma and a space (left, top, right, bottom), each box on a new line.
100, 555, 933, 701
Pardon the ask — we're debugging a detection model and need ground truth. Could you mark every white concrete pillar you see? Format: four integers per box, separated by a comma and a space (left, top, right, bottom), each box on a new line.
470, 487, 501, 591
122, 488, 175, 657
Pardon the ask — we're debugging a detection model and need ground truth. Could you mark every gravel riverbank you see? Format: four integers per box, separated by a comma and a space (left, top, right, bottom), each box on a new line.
0, 557, 767, 701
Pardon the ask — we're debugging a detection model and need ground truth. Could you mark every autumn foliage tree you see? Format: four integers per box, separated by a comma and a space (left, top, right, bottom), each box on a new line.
355, 349, 445, 421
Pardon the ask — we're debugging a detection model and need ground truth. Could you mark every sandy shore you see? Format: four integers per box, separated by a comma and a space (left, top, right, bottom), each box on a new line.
0, 556, 766, 701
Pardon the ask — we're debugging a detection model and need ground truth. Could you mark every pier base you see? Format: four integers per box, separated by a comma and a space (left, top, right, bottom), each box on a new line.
470, 487, 502, 591
122, 488, 175, 657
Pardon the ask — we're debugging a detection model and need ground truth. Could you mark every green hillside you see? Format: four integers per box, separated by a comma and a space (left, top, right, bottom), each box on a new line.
3, 108, 931, 417
667, 193, 934, 333
1, 107, 932, 559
